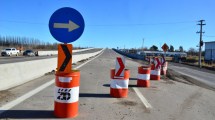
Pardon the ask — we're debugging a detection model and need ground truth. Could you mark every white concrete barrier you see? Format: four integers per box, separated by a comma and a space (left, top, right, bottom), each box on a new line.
72, 50, 103, 63
37, 48, 94, 56
0, 49, 104, 91
37, 51, 58, 56
73, 48, 94, 53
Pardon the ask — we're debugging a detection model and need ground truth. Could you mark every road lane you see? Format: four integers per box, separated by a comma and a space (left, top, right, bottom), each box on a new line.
168, 63, 215, 90
0, 49, 147, 120
0, 49, 104, 116
113, 51, 215, 119
0, 49, 215, 120
0, 48, 101, 64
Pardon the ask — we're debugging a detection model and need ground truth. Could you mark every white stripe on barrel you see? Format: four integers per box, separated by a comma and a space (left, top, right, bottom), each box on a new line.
150, 70, 160, 75
110, 79, 129, 89
137, 74, 150, 80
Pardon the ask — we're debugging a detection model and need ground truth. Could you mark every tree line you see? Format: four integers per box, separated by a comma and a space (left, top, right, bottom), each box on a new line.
121, 44, 204, 56
147, 45, 202, 56
148, 45, 184, 52
0, 35, 58, 50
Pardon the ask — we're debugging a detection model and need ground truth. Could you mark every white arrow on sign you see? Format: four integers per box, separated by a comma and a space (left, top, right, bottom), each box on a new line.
53, 20, 80, 32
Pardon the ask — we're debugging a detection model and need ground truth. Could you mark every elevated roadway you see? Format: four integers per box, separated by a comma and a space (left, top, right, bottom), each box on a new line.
0, 49, 214, 120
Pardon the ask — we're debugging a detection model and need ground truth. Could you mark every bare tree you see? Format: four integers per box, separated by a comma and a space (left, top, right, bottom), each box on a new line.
188, 47, 197, 56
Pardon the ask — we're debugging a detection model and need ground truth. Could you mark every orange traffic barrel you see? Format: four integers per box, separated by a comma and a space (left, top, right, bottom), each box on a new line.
145, 57, 149, 62
137, 66, 151, 87
161, 62, 168, 75
110, 69, 130, 98
150, 64, 160, 80
54, 70, 80, 118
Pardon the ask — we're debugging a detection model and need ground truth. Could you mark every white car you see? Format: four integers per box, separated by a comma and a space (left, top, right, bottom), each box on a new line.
1, 48, 19, 56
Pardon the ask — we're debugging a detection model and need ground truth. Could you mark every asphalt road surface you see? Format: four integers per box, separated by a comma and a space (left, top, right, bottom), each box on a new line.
168, 62, 215, 90
0, 49, 215, 120
0, 48, 101, 64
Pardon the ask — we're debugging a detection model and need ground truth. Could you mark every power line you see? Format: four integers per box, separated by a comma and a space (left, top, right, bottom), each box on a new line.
0, 19, 47, 25
203, 35, 215, 37
0, 19, 196, 26
88, 21, 196, 27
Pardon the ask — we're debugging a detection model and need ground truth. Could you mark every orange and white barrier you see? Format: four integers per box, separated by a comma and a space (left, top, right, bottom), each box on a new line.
149, 57, 152, 64
161, 62, 168, 75
150, 64, 161, 80
110, 69, 130, 98
137, 66, 151, 87
145, 57, 150, 62
54, 70, 80, 118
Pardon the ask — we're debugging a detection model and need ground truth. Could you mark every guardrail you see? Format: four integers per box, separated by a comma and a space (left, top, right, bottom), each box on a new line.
113, 49, 145, 60
0, 48, 104, 91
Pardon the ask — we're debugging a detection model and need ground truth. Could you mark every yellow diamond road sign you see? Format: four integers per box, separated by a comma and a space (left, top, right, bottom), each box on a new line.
162, 43, 169, 52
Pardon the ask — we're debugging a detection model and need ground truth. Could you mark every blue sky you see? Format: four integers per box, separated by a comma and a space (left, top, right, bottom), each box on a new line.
0, 0, 215, 51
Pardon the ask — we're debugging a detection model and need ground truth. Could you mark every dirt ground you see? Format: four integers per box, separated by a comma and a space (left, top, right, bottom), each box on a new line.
166, 68, 215, 91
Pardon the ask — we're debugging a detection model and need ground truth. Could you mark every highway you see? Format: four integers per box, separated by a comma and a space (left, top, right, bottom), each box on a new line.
0, 48, 101, 64
0, 49, 215, 120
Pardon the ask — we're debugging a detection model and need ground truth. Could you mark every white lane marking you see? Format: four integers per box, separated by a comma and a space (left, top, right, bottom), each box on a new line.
132, 87, 152, 109
0, 49, 105, 115
0, 80, 54, 115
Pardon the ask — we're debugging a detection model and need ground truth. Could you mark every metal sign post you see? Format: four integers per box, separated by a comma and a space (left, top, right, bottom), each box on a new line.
161, 43, 169, 60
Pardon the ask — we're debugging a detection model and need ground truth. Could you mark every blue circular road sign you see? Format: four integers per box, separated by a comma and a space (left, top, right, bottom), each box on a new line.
49, 7, 85, 43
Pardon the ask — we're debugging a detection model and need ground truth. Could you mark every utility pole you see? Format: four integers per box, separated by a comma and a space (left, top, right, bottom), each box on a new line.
142, 38, 144, 51
196, 20, 206, 68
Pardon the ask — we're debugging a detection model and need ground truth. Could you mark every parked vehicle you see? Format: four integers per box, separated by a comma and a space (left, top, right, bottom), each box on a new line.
23, 50, 35, 56
1, 48, 19, 56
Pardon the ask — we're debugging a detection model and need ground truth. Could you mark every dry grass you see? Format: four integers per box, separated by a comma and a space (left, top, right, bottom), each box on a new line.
186, 56, 204, 60
202, 62, 215, 67
183, 60, 215, 68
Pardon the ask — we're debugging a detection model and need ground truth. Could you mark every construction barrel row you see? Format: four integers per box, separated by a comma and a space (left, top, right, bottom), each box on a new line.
110, 62, 168, 98
54, 56, 168, 118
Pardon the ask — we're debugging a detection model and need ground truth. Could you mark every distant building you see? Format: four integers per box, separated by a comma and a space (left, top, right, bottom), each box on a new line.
204, 41, 215, 61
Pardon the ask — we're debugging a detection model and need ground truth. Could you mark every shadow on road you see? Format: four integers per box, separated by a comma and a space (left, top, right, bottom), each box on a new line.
129, 78, 138, 80
103, 84, 110, 87
103, 83, 138, 88
79, 93, 111, 98
128, 85, 138, 87
0, 110, 55, 119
